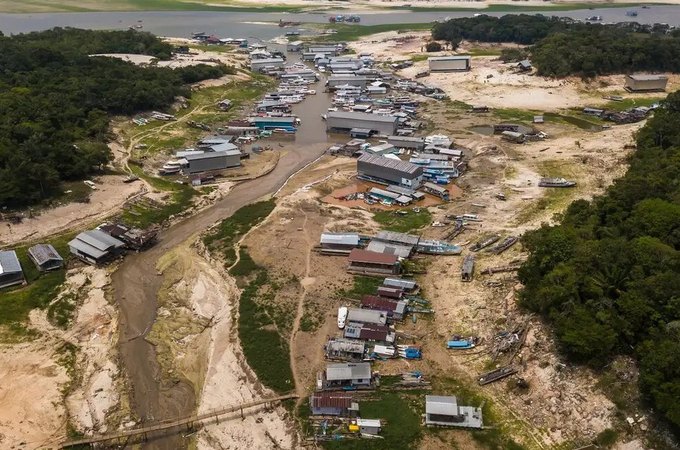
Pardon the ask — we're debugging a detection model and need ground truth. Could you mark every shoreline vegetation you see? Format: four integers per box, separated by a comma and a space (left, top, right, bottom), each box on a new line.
0, 0, 673, 14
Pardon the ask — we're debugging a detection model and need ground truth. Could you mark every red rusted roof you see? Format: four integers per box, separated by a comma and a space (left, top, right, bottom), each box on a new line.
361, 295, 399, 312
348, 249, 398, 265
310, 392, 353, 409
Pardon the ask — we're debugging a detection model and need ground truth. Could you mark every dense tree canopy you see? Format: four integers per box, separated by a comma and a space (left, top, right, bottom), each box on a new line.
0, 28, 230, 208
518, 91, 680, 431
432, 15, 680, 77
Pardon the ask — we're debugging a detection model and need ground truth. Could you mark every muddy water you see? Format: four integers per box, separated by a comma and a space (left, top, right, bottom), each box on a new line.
114, 64, 330, 449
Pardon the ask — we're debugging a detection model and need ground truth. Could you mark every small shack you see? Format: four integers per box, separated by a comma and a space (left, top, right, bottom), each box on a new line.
27, 244, 63, 272
325, 338, 366, 361
347, 249, 400, 276
422, 182, 450, 201
356, 418, 381, 435
347, 307, 388, 326
287, 41, 304, 52
361, 295, 406, 320
517, 59, 532, 71
0, 250, 24, 289
344, 323, 395, 343
383, 277, 417, 292
424, 395, 483, 429
624, 74, 668, 92
310, 392, 359, 416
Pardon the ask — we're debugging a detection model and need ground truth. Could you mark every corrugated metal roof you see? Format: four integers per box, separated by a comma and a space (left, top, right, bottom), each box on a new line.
78, 230, 124, 251
348, 249, 398, 265
383, 278, 416, 290
0, 250, 22, 275
320, 232, 360, 246
27, 244, 63, 266
366, 240, 412, 258
328, 111, 398, 124
68, 238, 107, 259
628, 74, 668, 81
310, 392, 353, 409
326, 338, 365, 353
347, 307, 387, 325
358, 154, 421, 175
185, 150, 233, 161
209, 142, 238, 153
326, 362, 371, 381
375, 231, 420, 246
428, 56, 471, 61
361, 295, 399, 312
426, 395, 459, 415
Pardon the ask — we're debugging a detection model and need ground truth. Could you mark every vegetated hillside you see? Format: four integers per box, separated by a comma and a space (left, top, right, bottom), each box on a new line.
432, 15, 680, 77
0, 28, 231, 208
518, 91, 680, 433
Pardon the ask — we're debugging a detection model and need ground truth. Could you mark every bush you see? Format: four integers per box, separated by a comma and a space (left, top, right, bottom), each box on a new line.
425, 41, 442, 52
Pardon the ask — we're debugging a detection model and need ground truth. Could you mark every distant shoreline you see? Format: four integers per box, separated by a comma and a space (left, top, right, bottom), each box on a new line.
0, 0, 674, 15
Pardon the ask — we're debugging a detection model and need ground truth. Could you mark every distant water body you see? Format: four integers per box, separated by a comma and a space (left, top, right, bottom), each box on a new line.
0, 6, 678, 40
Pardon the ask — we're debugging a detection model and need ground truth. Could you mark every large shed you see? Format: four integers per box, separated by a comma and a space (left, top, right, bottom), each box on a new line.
428, 56, 471, 72
183, 150, 241, 174
0, 250, 24, 289
346, 307, 388, 326
309, 392, 359, 416
347, 249, 400, 275
357, 154, 423, 189
28, 244, 63, 272
324, 362, 372, 389
327, 111, 399, 136
250, 57, 285, 72
624, 74, 668, 92
320, 232, 361, 251
68, 229, 125, 265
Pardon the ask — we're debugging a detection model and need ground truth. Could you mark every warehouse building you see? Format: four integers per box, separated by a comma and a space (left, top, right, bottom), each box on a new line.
69, 229, 125, 265
28, 244, 63, 272
250, 57, 285, 72
183, 150, 241, 174
328, 75, 370, 89
327, 111, 399, 136
319, 232, 361, 254
287, 40, 303, 52
387, 135, 426, 151
357, 154, 423, 189
250, 116, 297, 130
624, 74, 668, 92
366, 239, 413, 258
0, 250, 24, 289
428, 56, 471, 72
348, 249, 400, 275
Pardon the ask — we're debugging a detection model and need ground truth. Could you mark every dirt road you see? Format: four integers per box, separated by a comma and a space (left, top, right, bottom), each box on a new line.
112, 79, 330, 449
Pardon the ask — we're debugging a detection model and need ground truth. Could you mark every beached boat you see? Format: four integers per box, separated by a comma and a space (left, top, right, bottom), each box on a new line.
538, 177, 576, 188
470, 235, 500, 252
337, 306, 348, 329
447, 336, 478, 349
489, 236, 518, 254
417, 239, 462, 255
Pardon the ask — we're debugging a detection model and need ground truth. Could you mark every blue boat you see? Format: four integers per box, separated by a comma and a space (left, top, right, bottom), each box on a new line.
447, 336, 478, 349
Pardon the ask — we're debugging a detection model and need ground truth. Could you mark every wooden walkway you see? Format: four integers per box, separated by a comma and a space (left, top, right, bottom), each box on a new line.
60, 393, 298, 448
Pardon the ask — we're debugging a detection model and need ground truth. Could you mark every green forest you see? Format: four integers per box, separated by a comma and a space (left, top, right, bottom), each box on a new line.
0, 28, 230, 208
518, 91, 680, 432
432, 15, 680, 77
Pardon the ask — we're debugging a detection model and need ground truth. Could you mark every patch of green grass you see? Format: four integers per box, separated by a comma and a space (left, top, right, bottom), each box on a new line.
410, 54, 429, 62
203, 199, 276, 268
316, 23, 433, 42
0, 235, 72, 335
493, 108, 538, 123
238, 268, 294, 393
373, 208, 431, 233
123, 163, 196, 228
323, 391, 423, 450
543, 112, 603, 131
401, 2, 654, 12
464, 47, 503, 57
337, 275, 384, 299
228, 248, 260, 277
600, 96, 664, 111
47, 292, 78, 329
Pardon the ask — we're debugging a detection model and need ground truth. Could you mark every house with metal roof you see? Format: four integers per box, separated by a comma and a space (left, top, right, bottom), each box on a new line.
183, 150, 241, 174
383, 278, 417, 291
356, 418, 382, 435
348, 249, 400, 275
360, 295, 407, 320
344, 322, 395, 343
366, 239, 413, 258
374, 231, 420, 247
347, 307, 388, 326
68, 229, 125, 265
325, 338, 366, 361
324, 362, 373, 389
250, 57, 285, 72
624, 74, 668, 92
424, 395, 483, 428
0, 250, 24, 289
320, 232, 361, 251
27, 244, 63, 272
327, 111, 399, 136
309, 392, 359, 416
357, 154, 423, 189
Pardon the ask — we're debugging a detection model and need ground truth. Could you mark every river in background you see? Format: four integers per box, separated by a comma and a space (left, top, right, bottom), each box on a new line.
0, 5, 679, 39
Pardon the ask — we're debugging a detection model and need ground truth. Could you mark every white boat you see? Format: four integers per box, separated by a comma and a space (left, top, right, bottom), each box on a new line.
337, 306, 348, 329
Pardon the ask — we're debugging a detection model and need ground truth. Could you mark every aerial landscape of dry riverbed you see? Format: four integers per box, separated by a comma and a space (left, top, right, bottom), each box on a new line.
0, 4, 679, 450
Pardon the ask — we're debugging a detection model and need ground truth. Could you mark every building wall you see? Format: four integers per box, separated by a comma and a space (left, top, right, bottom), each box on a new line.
625, 76, 668, 91
429, 58, 470, 72
387, 137, 425, 150
0, 272, 23, 289
186, 154, 240, 174
357, 159, 423, 188
327, 116, 397, 135
250, 60, 284, 71
328, 78, 368, 89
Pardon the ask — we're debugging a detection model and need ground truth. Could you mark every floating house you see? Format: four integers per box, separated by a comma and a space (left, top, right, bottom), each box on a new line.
323, 362, 373, 389
27, 244, 63, 272
347, 307, 388, 326
309, 392, 359, 416
319, 232, 361, 253
250, 57, 285, 72
68, 229, 126, 265
347, 249, 400, 275
0, 250, 24, 289
357, 154, 423, 189
344, 322, 396, 343
361, 295, 407, 320
325, 338, 366, 361
183, 150, 241, 174
327, 111, 399, 136
424, 395, 483, 429
624, 74, 668, 92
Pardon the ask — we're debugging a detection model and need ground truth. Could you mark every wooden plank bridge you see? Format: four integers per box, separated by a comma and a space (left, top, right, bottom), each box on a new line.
60, 393, 298, 448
